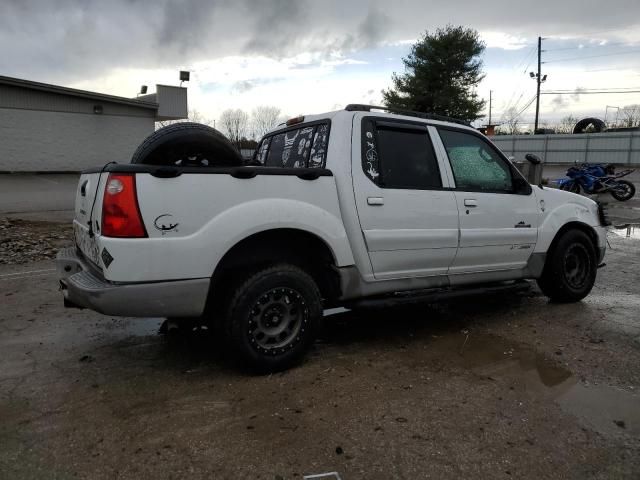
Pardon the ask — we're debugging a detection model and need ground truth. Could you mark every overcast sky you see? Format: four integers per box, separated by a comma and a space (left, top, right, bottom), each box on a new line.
2, 0, 640, 128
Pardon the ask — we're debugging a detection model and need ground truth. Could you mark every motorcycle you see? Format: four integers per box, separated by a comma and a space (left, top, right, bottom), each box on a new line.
555, 162, 636, 201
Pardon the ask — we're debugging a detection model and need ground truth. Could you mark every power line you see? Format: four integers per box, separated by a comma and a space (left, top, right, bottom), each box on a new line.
516, 96, 537, 117
543, 41, 628, 53
581, 66, 640, 72
542, 90, 640, 95
546, 87, 640, 92
501, 46, 537, 115
543, 49, 640, 63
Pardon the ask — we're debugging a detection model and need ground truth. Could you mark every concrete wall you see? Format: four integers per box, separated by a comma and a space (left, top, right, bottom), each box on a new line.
0, 107, 153, 172
491, 132, 640, 165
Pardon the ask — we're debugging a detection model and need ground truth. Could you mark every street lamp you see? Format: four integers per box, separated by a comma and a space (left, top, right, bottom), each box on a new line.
530, 71, 548, 133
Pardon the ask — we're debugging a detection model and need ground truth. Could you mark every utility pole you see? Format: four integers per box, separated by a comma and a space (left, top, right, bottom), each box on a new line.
488, 90, 493, 125
534, 36, 542, 133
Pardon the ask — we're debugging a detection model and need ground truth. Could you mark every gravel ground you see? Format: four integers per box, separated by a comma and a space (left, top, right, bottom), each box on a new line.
0, 218, 73, 265
0, 226, 639, 479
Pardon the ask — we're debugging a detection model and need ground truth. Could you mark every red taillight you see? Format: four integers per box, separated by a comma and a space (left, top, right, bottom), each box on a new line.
101, 173, 147, 238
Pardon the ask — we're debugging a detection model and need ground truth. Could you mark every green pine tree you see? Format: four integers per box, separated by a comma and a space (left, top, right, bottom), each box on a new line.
382, 25, 486, 122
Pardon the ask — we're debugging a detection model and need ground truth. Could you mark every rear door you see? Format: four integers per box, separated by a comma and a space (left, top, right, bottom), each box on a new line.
352, 116, 459, 280
433, 127, 539, 275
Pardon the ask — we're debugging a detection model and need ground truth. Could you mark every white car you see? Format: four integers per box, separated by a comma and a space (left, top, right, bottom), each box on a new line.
57, 105, 608, 371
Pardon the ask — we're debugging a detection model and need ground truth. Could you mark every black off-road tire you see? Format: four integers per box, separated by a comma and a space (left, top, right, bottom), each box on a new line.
610, 180, 635, 202
537, 230, 597, 303
224, 264, 322, 372
131, 122, 242, 167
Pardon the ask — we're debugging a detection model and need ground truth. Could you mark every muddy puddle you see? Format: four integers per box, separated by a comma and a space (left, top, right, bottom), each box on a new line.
323, 308, 640, 438
434, 331, 640, 437
610, 224, 640, 240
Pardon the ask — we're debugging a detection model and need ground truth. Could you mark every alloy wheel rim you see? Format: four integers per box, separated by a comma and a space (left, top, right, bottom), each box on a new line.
616, 184, 632, 198
248, 287, 307, 353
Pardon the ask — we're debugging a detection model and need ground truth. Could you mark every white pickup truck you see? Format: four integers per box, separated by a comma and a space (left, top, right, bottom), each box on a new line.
57, 105, 608, 371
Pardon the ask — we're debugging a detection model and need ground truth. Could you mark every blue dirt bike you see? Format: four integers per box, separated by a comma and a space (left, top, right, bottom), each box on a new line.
555, 163, 636, 201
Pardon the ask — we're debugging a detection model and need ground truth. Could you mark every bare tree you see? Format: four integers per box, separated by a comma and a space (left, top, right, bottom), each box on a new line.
620, 104, 640, 127
155, 109, 214, 130
501, 107, 521, 135
555, 115, 579, 134
219, 109, 249, 148
251, 106, 281, 139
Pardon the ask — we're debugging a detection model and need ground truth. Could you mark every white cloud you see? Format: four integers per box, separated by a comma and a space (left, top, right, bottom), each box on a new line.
480, 32, 529, 50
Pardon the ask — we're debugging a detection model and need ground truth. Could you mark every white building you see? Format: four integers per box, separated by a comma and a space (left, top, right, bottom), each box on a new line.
0, 75, 187, 172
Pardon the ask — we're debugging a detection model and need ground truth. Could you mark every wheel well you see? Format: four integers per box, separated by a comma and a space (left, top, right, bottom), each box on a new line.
208, 229, 341, 309
547, 222, 599, 258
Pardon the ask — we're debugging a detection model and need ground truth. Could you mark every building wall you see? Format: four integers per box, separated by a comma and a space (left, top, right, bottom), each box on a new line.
0, 83, 156, 172
0, 83, 156, 118
0, 107, 154, 171
491, 132, 640, 165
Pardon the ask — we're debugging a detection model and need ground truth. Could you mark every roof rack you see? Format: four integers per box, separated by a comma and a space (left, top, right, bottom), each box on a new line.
344, 104, 470, 126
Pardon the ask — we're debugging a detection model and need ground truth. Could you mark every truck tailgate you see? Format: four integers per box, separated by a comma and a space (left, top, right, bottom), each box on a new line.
73, 172, 105, 266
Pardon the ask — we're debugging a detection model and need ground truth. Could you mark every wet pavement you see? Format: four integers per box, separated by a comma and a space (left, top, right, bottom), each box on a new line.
1, 232, 640, 479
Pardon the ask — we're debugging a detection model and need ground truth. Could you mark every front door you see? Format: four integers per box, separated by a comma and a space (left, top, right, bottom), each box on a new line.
352, 116, 459, 280
434, 127, 539, 275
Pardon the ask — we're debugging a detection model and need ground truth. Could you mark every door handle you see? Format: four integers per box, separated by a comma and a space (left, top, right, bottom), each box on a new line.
367, 197, 384, 206
464, 199, 477, 207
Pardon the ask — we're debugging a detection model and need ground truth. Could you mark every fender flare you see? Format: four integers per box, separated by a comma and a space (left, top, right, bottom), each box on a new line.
535, 203, 600, 255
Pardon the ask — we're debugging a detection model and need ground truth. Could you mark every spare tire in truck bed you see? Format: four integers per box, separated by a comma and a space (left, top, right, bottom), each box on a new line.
131, 122, 243, 167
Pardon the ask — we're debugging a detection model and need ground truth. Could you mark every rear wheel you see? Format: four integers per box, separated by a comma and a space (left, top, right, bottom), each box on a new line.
537, 230, 597, 303
224, 264, 322, 372
610, 180, 635, 201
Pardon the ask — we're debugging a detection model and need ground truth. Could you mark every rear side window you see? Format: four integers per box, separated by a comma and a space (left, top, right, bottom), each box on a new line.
257, 122, 330, 168
362, 119, 442, 189
309, 123, 329, 168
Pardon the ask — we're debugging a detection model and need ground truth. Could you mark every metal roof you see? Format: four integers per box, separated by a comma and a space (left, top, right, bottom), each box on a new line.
0, 75, 158, 110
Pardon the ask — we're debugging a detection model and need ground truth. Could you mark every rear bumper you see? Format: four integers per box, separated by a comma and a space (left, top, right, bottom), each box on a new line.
56, 247, 210, 318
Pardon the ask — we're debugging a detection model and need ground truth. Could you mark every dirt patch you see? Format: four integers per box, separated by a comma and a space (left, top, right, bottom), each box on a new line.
0, 218, 73, 264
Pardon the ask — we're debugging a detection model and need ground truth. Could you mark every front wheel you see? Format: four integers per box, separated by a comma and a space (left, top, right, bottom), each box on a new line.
537, 230, 597, 303
610, 180, 635, 201
224, 264, 322, 372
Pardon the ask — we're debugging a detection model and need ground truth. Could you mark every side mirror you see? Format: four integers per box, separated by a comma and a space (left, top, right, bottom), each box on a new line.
525, 153, 541, 165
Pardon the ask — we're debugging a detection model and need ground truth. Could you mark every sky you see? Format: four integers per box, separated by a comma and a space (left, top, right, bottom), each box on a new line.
2, 0, 640, 129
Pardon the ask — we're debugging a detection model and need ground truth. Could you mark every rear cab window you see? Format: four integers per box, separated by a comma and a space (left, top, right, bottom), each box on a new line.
361, 117, 442, 190
254, 121, 330, 168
